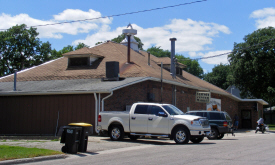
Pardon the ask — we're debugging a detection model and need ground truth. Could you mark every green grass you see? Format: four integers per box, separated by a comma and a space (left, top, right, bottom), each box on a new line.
0, 145, 62, 161
268, 124, 275, 131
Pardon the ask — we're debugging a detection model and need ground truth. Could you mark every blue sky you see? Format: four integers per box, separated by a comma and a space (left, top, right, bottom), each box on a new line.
1, 0, 275, 73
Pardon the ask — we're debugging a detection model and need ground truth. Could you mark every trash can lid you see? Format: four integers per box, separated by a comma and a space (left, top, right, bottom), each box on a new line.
68, 123, 92, 127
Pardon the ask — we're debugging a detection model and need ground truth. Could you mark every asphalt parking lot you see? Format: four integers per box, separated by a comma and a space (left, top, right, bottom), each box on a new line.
0, 129, 258, 153
0, 129, 274, 164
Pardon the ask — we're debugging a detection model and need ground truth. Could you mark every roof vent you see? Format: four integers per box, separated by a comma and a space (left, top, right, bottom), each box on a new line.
102, 61, 120, 81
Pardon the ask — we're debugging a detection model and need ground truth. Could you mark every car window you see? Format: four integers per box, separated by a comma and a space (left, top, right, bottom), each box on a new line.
209, 112, 222, 120
187, 112, 196, 115
134, 105, 149, 114
196, 112, 207, 117
224, 112, 232, 121
162, 105, 184, 115
149, 106, 165, 116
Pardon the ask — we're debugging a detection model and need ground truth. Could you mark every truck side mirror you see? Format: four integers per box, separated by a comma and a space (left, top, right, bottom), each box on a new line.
158, 112, 168, 117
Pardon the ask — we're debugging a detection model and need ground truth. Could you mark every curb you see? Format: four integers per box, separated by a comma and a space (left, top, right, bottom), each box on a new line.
0, 154, 67, 165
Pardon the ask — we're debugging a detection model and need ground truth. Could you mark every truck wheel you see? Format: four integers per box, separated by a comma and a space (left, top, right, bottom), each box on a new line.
207, 128, 218, 140
129, 135, 139, 140
109, 125, 124, 141
217, 133, 224, 139
173, 127, 190, 144
190, 136, 204, 143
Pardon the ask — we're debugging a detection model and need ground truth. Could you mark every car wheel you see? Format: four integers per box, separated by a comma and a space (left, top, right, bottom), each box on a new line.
207, 128, 218, 140
109, 125, 124, 141
129, 135, 139, 140
217, 133, 224, 139
190, 136, 204, 143
173, 127, 190, 144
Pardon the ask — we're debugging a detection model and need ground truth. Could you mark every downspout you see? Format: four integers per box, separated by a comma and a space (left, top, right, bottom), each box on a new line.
102, 91, 113, 112
98, 94, 101, 114
94, 93, 99, 133
161, 62, 163, 103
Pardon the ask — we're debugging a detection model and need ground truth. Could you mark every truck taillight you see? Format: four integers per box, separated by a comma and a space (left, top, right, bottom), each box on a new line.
223, 121, 228, 127
98, 115, 101, 122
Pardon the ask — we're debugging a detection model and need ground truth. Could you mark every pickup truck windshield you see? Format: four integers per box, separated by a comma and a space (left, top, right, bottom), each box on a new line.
163, 105, 184, 115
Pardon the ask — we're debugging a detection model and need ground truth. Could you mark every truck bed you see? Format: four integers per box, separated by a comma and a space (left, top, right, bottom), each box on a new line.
99, 111, 130, 132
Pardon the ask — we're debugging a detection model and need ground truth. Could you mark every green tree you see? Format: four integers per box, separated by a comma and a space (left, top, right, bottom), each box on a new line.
0, 24, 51, 77
177, 56, 204, 79
95, 41, 103, 45
228, 27, 275, 106
33, 41, 52, 66
50, 42, 89, 60
147, 46, 170, 57
203, 64, 233, 90
146, 46, 204, 78
74, 42, 89, 50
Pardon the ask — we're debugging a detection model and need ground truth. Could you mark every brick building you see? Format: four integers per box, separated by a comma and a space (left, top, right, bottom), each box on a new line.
0, 28, 268, 135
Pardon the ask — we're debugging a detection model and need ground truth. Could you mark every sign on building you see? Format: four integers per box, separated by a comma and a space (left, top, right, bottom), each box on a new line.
206, 98, 221, 111
196, 92, 211, 103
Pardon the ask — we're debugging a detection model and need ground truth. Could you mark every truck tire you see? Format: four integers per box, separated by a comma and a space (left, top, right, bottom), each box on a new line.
217, 133, 224, 139
173, 127, 190, 144
207, 128, 218, 140
129, 135, 139, 140
190, 136, 204, 143
109, 125, 124, 141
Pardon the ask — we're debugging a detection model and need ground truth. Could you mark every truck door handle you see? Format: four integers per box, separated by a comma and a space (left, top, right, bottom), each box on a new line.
131, 117, 136, 120
148, 118, 153, 121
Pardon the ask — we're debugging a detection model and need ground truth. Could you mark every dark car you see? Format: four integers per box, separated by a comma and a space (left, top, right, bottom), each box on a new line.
186, 111, 234, 140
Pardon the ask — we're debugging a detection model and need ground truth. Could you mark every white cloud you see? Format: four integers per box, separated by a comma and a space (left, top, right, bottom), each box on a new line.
0, 9, 112, 39
200, 50, 231, 65
77, 19, 230, 51
250, 8, 275, 29
53, 9, 112, 24
0, 10, 231, 56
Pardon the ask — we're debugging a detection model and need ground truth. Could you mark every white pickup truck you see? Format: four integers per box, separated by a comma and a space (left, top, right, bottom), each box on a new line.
97, 103, 211, 144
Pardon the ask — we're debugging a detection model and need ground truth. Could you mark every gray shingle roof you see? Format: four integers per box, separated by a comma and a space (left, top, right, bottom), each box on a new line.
0, 77, 149, 95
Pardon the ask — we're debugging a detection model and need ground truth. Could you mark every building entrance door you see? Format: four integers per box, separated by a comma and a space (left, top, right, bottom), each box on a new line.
241, 110, 252, 128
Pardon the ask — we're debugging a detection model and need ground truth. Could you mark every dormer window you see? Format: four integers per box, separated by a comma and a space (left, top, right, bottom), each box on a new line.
62, 47, 105, 69
69, 57, 89, 67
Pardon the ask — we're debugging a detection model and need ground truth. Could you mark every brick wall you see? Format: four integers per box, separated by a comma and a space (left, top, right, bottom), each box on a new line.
103, 80, 207, 112
238, 102, 263, 129
103, 80, 262, 129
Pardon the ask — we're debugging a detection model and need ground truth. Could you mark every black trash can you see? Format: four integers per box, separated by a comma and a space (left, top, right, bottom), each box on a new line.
68, 123, 93, 152
60, 126, 82, 154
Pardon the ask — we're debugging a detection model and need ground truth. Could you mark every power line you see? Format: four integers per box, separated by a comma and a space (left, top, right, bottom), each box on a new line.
188, 37, 275, 61
0, 0, 207, 31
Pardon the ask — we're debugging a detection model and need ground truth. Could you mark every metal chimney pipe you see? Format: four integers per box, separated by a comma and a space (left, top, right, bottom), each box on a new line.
127, 35, 131, 63
170, 38, 177, 78
148, 52, 151, 66
13, 69, 18, 91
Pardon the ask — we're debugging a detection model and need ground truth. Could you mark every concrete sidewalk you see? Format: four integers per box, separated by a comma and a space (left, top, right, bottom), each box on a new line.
0, 129, 274, 164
